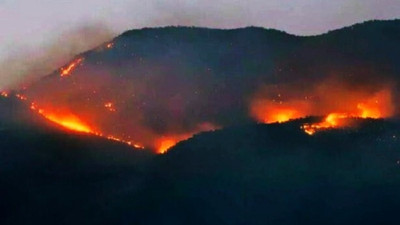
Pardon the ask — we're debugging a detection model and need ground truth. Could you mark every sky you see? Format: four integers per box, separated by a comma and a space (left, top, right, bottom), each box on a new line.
0, 0, 399, 88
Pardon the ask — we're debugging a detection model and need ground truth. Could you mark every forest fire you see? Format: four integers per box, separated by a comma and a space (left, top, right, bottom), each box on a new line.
25, 98, 145, 149
154, 123, 219, 153
301, 89, 393, 135
18, 91, 216, 153
157, 138, 178, 154
30, 103, 94, 133
250, 99, 308, 123
60, 57, 84, 77
302, 113, 351, 135
6, 93, 204, 153
251, 79, 394, 135
42, 113, 94, 133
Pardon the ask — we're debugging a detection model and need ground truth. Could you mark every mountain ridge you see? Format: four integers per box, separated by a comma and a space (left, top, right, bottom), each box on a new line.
32, 19, 400, 83
20, 19, 400, 150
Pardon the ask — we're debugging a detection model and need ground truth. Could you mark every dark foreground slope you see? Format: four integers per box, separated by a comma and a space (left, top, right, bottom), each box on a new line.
0, 97, 153, 225
2, 20, 400, 224
123, 119, 400, 225
2, 98, 400, 225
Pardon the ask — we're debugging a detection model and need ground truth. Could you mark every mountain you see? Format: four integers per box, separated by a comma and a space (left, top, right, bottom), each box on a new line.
21, 20, 400, 150
2, 20, 400, 224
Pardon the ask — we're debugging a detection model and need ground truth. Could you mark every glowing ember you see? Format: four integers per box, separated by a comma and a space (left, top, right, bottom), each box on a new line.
106, 43, 114, 49
104, 102, 116, 112
133, 144, 145, 149
30, 102, 37, 110
60, 58, 84, 77
15, 94, 28, 101
1, 91, 9, 97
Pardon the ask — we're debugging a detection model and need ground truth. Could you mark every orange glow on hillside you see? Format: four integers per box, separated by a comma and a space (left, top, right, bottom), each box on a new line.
251, 80, 394, 135
60, 58, 84, 77
250, 99, 309, 123
157, 138, 177, 154
301, 89, 393, 135
30, 100, 199, 153
263, 108, 302, 123
356, 90, 392, 119
37, 109, 94, 133
106, 43, 114, 49
28, 100, 142, 148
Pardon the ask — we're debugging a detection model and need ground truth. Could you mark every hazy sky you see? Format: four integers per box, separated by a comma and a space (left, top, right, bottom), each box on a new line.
1, 0, 400, 54
0, 0, 399, 88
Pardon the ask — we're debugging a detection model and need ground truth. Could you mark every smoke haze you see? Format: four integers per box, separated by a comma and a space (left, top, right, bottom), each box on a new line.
0, 24, 114, 89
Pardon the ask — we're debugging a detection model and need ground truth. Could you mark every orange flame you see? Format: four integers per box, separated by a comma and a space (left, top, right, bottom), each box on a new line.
251, 80, 394, 135
250, 99, 309, 123
7, 95, 144, 150
301, 89, 393, 135
37, 109, 93, 133
60, 58, 84, 77
33, 105, 144, 147
156, 138, 177, 154
302, 113, 350, 135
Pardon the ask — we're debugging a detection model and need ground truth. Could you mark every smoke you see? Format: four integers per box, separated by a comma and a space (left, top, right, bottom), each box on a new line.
0, 23, 115, 90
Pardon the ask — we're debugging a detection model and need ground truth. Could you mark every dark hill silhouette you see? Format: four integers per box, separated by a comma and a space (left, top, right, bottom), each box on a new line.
122, 118, 400, 225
